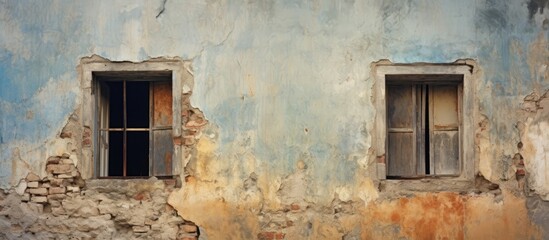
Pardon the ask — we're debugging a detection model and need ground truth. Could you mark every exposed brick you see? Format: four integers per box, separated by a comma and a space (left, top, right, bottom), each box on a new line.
46, 164, 73, 174
61, 153, 70, 159
132, 225, 150, 233
516, 169, 526, 176
28, 188, 48, 195
49, 178, 65, 186
27, 181, 39, 188
58, 174, 74, 179
49, 187, 66, 194
31, 196, 48, 203
26, 173, 40, 182
47, 157, 61, 164
67, 186, 80, 192
181, 224, 197, 233
60, 159, 73, 164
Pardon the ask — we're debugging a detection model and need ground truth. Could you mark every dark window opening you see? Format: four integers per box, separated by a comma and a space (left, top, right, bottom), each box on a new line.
386, 75, 462, 179
95, 72, 173, 178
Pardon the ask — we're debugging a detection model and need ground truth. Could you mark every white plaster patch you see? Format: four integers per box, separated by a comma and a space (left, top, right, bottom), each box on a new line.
524, 119, 549, 200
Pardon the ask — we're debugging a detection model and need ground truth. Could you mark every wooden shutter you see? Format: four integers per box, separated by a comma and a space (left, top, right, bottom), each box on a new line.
429, 85, 460, 175
386, 85, 417, 177
150, 81, 173, 176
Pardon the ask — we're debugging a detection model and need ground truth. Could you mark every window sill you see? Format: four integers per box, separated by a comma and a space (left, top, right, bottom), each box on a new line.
379, 178, 474, 194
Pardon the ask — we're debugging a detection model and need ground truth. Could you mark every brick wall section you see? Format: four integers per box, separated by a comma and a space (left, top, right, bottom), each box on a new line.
1, 154, 200, 239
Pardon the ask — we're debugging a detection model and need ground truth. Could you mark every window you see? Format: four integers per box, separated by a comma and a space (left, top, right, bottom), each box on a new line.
386, 75, 462, 178
373, 62, 476, 184
95, 73, 173, 177
80, 58, 191, 179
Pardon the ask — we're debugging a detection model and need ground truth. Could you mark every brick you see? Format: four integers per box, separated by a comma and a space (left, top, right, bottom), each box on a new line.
28, 188, 48, 195
26, 173, 40, 182
49, 187, 66, 194
181, 224, 197, 233
516, 169, 526, 176
61, 153, 70, 159
49, 178, 65, 186
57, 174, 74, 179
132, 225, 150, 233
41, 183, 51, 188
46, 164, 73, 174
67, 186, 80, 192
47, 157, 61, 164
31, 196, 48, 203
27, 181, 39, 188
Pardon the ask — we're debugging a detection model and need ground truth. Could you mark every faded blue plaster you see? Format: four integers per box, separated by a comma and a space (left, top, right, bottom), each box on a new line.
0, 0, 548, 194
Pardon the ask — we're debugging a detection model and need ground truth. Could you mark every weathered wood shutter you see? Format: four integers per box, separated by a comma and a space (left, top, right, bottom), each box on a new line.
150, 81, 173, 176
386, 85, 417, 177
429, 85, 460, 175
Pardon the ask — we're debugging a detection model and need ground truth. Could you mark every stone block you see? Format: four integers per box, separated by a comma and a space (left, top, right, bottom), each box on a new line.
46, 164, 73, 174
67, 186, 80, 192
26, 173, 41, 182
49, 187, 66, 194
27, 181, 39, 188
31, 196, 48, 203
133, 225, 150, 233
41, 183, 51, 188
28, 188, 48, 195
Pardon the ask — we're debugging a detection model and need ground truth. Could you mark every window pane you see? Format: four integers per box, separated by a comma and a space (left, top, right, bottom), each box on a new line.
108, 131, 123, 176
127, 131, 149, 176
106, 82, 124, 128
126, 81, 150, 128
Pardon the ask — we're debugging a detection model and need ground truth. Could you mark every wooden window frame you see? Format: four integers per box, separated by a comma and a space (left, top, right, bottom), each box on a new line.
95, 77, 173, 178
79, 58, 193, 180
373, 62, 476, 191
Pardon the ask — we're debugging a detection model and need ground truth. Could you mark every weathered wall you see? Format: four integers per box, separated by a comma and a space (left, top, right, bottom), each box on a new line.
1, 0, 548, 239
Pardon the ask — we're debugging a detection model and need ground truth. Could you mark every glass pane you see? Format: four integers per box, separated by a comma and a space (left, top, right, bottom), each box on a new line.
108, 131, 123, 176
127, 131, 149, 176
126, 81, 150, 128
106, 82, 124, 128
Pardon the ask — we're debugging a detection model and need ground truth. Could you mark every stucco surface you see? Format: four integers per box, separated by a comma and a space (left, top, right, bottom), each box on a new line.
1, 0, 549, 238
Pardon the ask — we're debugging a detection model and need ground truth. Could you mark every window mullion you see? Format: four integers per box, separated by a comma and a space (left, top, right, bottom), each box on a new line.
149, 81, 153, 177
123, 80, 127, 177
